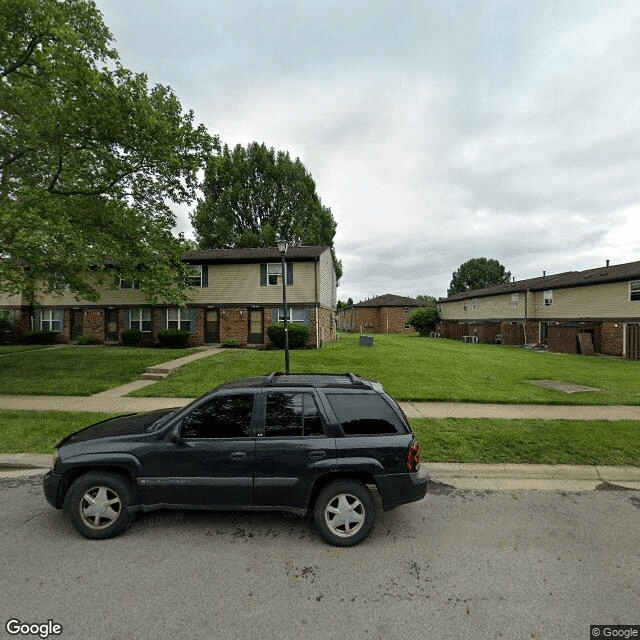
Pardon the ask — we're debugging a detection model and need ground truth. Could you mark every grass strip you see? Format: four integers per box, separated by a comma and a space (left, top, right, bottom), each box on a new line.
412, 418, 640, 466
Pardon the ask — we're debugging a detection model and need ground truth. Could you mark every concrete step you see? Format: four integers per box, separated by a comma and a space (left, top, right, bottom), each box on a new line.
145, 366, 176, 375
139, 372, 170, 380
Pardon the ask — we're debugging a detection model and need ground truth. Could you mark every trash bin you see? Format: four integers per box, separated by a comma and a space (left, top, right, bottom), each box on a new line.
359, 335, 374, 347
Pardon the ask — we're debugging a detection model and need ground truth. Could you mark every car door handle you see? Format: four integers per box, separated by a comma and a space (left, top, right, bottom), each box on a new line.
309, 450, 327, 460
229, 451, 248, 460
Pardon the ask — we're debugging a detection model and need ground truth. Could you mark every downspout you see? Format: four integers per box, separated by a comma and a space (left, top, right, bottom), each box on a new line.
314, 256, 320, 348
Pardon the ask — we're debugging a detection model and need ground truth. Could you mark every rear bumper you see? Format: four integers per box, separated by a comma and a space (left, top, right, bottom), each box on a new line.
43, 471, 64, 509
379, 463, 430, 511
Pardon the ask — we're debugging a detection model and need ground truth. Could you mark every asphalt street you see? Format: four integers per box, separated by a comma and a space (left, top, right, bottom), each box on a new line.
1, 475, 639, 640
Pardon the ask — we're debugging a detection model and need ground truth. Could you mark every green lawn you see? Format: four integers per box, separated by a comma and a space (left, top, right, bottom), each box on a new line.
413, 419, 640, 466
0, 345, 201, 396
131, 333, 640, 405
0, 345, 51, 356
2, 410, 637, 465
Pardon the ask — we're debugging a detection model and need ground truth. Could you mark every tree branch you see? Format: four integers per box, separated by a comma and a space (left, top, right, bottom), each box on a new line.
1, 34, 44, 78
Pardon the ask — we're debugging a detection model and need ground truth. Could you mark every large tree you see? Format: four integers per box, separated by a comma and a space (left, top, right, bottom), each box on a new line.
192, 142, 342, 280
0, 0, 215, 304
447, 258, 511, 296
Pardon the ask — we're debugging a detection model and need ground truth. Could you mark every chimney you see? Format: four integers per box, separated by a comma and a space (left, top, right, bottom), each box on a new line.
543, 270, 546, 277
512, 276, 515, 283
606, 259, 610, 267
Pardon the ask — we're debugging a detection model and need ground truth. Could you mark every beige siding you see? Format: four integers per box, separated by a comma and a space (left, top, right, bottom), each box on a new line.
0, 292, 23, 306
530, 281, 640, 319
440, 293, 524, 321
317, 248, 337, 308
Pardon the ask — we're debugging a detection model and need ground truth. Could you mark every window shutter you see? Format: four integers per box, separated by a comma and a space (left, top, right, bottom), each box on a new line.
260, 264, 267, 286
303, 307, 311, 327
123, 309, 130, 329
271, 307, 280, 324
286, 263, 293, 285
160, 308, 168, 329
190, 308, 197, 333
202, 265, 208, 287
33, 309, 42, 330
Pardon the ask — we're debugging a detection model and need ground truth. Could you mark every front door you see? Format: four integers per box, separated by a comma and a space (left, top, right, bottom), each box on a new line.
70, 309, 83, 340
204, 308, 219, 343
248, 308, 263, 345
106, 309, 118, 342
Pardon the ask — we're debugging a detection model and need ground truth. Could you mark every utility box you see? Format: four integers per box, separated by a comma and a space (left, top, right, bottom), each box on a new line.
359, 335, 374, 347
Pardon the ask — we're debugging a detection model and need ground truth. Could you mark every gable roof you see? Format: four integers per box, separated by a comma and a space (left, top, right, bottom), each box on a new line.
182, 246, 328, 264
440, 259, 640, 302
353, 294, 425, 308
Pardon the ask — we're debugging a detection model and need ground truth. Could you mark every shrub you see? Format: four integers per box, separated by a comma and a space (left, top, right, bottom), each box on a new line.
267, 323, 311, 349
76, 334, 100, 345
21, 330, 57, 344
158, 328, 190, 348
222, 337, 241, 348
121, 328, 143, 346
408, 306, 441, 337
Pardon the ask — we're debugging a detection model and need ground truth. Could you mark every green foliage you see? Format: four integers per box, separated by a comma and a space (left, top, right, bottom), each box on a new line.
121, 328, 143, 346
408, 306, 440, 336
447, 258, 511, 296
222, 337, 241, 348
0, 310, 13, 333
415, 294, 438, 305
267, 323, 311, 349
158, 329, 190, 348
192, 142, 342, 281
0, 0, 216, 305
76, 334, 100, 345
21, 330, 56, 344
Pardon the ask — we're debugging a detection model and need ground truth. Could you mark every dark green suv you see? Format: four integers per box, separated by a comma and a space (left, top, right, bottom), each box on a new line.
44, 373, 429, 546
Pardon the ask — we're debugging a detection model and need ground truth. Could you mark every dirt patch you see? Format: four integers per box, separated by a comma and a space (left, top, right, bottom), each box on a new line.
529, 380, 602, 394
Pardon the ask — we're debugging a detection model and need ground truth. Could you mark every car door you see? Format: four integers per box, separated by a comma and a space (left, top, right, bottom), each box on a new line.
253, 390, 336, 510
140, 392, 256, 507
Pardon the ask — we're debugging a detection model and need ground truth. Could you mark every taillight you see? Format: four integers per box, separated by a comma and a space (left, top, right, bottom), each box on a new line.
406, 440, 421, 472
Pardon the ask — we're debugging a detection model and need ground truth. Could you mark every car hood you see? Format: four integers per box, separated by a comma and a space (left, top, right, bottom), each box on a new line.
57, 409, 177, 446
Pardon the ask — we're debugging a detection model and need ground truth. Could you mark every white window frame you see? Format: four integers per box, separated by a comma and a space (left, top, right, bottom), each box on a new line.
511, 293, 519, 309
544, 290, 553, 307
167, 308, 191, 331
188, 265, 203, 287
403, 307, 411, 315
41, 308, 64, 332
267, 263, 282, 286
130, 308, 152, 333
630, 281, 640, 302
471, 299, 478, 311
275, 307, 306, 324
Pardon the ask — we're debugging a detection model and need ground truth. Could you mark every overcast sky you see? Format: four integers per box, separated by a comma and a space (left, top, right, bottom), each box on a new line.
95, 0, 640, 302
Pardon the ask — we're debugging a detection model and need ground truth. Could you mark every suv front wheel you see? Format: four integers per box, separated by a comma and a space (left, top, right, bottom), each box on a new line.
313, 480, 376, 547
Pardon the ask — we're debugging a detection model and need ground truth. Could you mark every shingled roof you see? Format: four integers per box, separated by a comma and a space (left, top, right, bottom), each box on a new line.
182, 246, 328, 264
441, 259, 640, 302
353, 294, 425, 308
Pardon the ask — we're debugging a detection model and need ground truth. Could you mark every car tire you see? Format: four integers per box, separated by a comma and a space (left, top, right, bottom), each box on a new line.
64, 472, 133, 540
313, 480, 376, 547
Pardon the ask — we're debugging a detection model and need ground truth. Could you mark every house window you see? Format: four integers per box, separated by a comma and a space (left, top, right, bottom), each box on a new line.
167, 308, 191, 331
544, 290, 553, 307
130, 308, 152, 332
463, 301, 468, 311
630, 281, 640, 302
471, 299, 478, 311
403, 307, 411, 315
267, 263, 282, 286
41, 308, 64, 332
511, 293, 519, 309
188, 265, 203, 287
275, 307, 306, 324
120, 279, 140, 290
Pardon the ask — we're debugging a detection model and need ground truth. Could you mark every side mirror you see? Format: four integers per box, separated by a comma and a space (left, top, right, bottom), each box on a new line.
169, 422, 183, 444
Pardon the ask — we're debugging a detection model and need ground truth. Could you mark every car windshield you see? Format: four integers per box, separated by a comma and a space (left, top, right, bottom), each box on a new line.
146, 410, 178, 433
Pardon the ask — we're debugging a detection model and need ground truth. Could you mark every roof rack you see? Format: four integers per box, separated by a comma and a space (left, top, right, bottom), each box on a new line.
262, 372, 373, 389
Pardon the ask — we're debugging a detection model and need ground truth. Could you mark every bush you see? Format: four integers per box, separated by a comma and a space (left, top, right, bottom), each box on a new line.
158, 328, 190, 348
76, 334, 100, 345
408, 306, 441, 337
222, 337, 241, 348
121, 328, 143, 346
21, 330, 57, 344
267, 323, 311, 349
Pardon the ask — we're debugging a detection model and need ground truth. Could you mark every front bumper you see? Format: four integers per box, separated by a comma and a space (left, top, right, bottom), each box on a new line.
378, 463, 430, 511
43, 470, 64, 509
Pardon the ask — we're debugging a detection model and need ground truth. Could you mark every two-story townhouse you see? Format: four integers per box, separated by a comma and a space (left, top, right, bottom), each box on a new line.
337, 294, 425, 334
0, 246, 338, 348
437, 260, 640, 359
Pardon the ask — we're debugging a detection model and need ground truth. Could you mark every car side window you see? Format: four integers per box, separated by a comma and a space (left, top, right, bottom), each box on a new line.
181, 394, 254, 439
326, 394, 404, 435
265, 393, 324, 437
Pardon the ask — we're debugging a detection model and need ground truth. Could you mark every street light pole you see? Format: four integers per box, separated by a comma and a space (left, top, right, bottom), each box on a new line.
276, 236, 290, 374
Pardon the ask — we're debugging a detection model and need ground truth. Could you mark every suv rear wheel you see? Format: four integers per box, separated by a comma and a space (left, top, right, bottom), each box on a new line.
313, 480, 376, 546
64, 472, 133, 539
